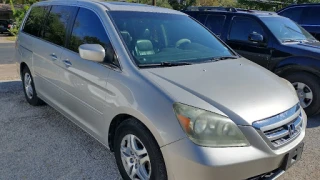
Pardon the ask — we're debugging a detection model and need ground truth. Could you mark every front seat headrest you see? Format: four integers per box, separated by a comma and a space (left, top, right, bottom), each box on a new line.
120, 31, 132, 46
135, 40, 155, 56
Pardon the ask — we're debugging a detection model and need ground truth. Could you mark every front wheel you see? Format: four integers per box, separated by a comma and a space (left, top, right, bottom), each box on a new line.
114, 119, 167, 180
284, 72, 320, 116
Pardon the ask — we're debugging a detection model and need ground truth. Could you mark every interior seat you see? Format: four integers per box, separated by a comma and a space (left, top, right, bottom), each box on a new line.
135, 40, 155, 56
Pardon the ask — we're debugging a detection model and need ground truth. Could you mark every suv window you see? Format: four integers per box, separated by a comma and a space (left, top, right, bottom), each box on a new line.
301, 6, 320, 25
196, 14, 207, 24
229, 16, 264, 42
23, 6, 48, 37
41, 5, 74, 46
68, 8, 117, 65
205, 15, 226, 36
278, 7, 304, 23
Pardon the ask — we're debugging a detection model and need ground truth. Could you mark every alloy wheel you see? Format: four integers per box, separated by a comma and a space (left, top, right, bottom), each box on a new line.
292, 82, 313, 108
120, 134, 151, 180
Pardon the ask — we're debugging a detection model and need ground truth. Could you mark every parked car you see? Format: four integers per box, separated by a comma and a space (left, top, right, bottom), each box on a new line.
0, 19, 12, 34
16, 1, 306, 180
277, 3, 320, 40
185, 6, 320, 116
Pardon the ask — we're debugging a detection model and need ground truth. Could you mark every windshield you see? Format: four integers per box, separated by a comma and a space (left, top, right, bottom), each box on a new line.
261, 16, 316, 43
109, 11, 235, 67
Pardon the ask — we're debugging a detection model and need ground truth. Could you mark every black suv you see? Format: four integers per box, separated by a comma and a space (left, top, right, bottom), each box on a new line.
185, 6, 320, 116
0, 19, 12, 34
277, 3, 320, 40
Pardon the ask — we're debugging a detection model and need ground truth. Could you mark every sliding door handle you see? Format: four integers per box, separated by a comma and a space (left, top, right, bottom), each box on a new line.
62, 59, 72, 68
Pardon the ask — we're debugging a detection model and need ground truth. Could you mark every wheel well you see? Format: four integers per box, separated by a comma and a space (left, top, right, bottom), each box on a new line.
276, 66, 320, 80
108, 114, 133, 151
20, 62, 28, 77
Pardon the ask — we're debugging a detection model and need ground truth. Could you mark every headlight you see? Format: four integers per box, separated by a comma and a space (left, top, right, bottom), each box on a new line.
173, 103, 249, 147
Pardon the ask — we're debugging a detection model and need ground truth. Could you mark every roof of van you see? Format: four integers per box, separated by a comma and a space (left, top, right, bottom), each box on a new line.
101, 2, 184, 15
37, 0, 185, 15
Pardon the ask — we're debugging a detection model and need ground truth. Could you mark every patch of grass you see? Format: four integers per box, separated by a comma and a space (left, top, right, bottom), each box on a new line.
6, 36, 17, 41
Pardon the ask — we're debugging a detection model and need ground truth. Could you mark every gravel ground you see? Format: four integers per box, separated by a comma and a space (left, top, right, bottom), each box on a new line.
0, 80, 320, 180
0, 81, 121, 180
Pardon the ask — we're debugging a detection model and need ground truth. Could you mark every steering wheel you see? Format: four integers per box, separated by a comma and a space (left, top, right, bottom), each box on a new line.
175, 39, 191, 48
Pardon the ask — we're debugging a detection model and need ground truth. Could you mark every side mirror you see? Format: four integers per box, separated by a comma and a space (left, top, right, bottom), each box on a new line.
79, 44, 105, 62
248, 32, 264, 43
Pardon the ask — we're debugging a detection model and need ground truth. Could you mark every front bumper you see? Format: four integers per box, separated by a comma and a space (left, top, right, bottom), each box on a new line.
161, 109, 307, 180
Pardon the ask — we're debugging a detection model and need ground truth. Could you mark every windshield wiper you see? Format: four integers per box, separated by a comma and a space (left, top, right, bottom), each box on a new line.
206, 56, 238, 62
138, 61, 193, 68
282, 39, 302, 43
214, 56, 238, 60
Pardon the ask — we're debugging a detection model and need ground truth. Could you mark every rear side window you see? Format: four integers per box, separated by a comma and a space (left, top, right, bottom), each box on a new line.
301, 7, 320, 25
205, 15, 226, 36
41, 6, 74, 46
196, 14, 207, 24
229, 16, 264, 42
68, 8, 117, 65
278, 7, 303, 23
23, 6, 48, 37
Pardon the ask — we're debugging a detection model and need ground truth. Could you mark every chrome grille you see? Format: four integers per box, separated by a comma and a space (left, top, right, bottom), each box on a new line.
252, 104, 303, 148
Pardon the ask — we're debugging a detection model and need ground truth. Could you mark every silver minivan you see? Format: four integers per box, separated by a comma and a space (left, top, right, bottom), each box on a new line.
16, 0, 306, 179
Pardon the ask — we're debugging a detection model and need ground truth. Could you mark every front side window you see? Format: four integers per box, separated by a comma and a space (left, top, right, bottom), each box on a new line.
301, 7, 320, 25
23, 6, 48, 37
110, 11, 234, 67
68, 8, 117, 65
41, 5, 73, 46
261, 16, 315, 43
229, 16, 265, 42
205, 15, 226, 36
278, 7, 303, 23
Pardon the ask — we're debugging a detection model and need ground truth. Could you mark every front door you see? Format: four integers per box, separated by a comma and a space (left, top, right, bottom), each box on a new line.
57, 7, 117, 139
226, 16, 271, 68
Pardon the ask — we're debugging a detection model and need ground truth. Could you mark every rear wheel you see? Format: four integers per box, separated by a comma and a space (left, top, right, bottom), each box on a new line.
284, 72, 320, 116
22, 67, 45, 106
114, 118, 167, 180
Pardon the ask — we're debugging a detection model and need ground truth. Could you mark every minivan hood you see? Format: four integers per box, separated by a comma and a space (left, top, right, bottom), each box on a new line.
141, 58, 299, 125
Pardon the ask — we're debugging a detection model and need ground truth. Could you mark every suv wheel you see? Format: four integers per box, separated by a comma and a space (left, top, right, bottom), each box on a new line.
284, 72, 320, 116
22, 67, 44, 106
114, 118, 167, 180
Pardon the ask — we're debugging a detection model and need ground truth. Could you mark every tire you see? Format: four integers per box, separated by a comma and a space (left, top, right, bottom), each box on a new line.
284, 72, 320, 116
22, 67, 45, 106
114, 118, 167, 180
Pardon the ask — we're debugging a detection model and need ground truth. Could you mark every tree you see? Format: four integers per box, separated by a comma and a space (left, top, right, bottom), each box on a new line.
238, 0, 320, 11
9, 0, 39, 36
126, 0, 173, 8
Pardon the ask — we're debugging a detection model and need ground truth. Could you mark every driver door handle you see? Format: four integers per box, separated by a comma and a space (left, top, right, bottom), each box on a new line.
50, 53, 58, 61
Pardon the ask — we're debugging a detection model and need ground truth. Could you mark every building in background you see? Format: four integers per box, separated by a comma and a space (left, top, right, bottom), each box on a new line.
0, 4, 13, 19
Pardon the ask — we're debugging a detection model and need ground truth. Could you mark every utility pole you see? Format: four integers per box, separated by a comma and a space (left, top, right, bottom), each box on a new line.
152, 0, 156, 6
